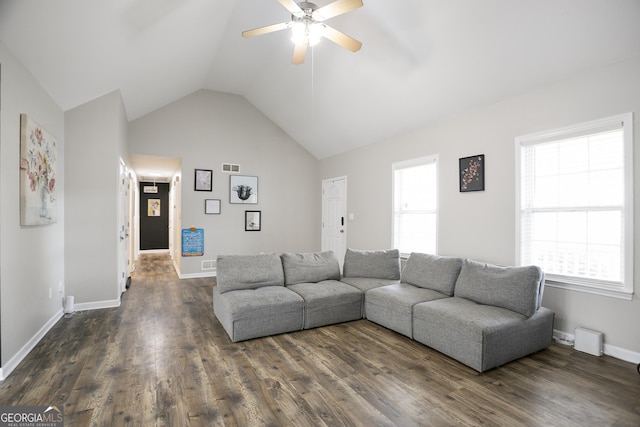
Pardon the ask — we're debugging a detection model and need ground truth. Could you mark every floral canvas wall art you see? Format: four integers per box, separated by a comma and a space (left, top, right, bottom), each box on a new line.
459, 154, 485, 192
20, 114, 58, 225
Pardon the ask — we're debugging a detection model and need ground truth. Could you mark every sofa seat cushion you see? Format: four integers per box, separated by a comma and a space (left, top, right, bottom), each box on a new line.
401, 253, 463, 296
343, 248, 401, 280
364, 283, 448, 338
412, 297, 554, 372
454, 259, 544, 317
213, 286, 304, 342
339, 277, 400, 317
287, 280, 363, 329
281, 251, 341, 285
216, 253, 284, 293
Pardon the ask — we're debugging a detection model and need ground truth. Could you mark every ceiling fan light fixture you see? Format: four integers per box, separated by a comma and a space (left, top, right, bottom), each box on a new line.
242, 0, 363, 64
291, 21, 325, 46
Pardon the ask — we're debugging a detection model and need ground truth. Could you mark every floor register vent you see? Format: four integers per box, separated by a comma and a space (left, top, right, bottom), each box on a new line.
201, 260, 216, 271
574, 327, 603, 356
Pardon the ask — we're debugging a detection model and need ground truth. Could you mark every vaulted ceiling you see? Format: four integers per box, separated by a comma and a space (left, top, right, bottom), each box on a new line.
1, 0, 639, 161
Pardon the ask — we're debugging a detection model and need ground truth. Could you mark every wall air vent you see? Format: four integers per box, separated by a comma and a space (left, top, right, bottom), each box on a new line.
201, 260, 216, 271
222, 163, 240, 173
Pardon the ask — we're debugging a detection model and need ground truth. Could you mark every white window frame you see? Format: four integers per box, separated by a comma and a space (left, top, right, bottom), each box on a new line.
515, 113, 634, 300
392, 155, 439, 258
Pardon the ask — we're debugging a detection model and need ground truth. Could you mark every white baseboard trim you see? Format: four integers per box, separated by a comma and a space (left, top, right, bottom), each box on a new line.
553, 329, 640, 364
178, 271, 216, 279
173, 258, 216, 279
74, 299, 121, 311
605, 344, 640, 364
1, 308, 64, 381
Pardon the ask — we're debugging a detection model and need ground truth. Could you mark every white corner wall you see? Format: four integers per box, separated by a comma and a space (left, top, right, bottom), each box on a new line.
0, 42, 65, 375
65, 91, 127, 308
320, 56, 640, 357
128, 90, 320, 276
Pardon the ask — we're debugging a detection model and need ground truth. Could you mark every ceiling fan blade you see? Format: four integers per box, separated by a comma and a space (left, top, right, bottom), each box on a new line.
313, 0, 363, 21
242, 22, 289, 38
322, 25, 362, 52
292, 41, 308, 64
279, 0, 304, 16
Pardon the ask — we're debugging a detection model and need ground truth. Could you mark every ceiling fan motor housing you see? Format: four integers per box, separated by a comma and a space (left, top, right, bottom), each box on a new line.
296, 2, 318, 16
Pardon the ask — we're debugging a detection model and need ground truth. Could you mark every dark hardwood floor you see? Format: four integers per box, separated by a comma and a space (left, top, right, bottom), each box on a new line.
1, 253, 639, 426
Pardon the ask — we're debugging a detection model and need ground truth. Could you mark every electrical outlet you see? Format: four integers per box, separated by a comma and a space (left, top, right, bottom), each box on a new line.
49, 288, 52, 299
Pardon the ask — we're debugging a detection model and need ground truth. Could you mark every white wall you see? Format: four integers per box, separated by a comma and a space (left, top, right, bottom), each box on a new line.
320, 56, 640, 357
128, 90, 321, 276
65, 91, 127, 308
0, 42, 65, 372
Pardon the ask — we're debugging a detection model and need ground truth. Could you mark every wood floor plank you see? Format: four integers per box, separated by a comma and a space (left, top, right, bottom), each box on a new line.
0, 253, 639, 426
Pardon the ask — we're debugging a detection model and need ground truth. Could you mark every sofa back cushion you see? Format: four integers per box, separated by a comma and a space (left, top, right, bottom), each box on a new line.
343, 248, 401, 280
216, 254, 284, 293
401, 253, 463, 296
281, 251, 341, 285
454, 259, 544, 317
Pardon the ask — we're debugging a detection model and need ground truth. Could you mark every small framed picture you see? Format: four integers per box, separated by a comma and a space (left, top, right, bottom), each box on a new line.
147, 199, 161, 216
245, 210, 261, 231
205, 199, 221, 215
195, 169, 213, 191
459, 154, 485, 192
230, 175, 258, 204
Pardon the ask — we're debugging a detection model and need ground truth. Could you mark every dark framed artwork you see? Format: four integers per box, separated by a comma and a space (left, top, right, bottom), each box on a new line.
459, 154, 485, 192
230, 175, 258, 204
245, 210, 261, 231
194, 169, 213, 191
205, 199, 221, 214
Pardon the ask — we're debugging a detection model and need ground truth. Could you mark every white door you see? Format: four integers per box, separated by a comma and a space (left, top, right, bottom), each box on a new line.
322, 177, 347, 269
118, 160, 131, 294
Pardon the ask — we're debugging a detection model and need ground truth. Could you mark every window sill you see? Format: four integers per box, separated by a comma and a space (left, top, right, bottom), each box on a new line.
545, 279, 633, 301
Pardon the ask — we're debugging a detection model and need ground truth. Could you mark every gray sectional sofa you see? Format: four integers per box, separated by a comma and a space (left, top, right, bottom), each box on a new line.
213, 249, 554, 372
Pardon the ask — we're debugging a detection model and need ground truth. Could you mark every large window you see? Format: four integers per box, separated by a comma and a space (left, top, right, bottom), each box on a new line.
516, 113, 633, 299
392, 155, 438, 257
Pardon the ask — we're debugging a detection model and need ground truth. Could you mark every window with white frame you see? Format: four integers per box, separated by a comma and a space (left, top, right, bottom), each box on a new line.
516, 113, 634, 300
392, 155, 438, 257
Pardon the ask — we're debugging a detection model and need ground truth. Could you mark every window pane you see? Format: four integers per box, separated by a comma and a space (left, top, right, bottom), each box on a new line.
588, 211, 621, 246
557, 212, 587, 244
558, 138, 588, 174
518, 119, 630, 292
395, 164, 436, 211
558, 171, 589, 207
530, 211, 557, 242
588, 245, 621, 282
395, 212, 436, 254
590, 169, 623, 205
393, 158, 437, 255
590, 130, 623, 171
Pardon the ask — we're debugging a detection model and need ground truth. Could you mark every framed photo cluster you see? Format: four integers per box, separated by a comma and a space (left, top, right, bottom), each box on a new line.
194, 169, 212, 191
205, 199, 221, 215
245, 210, 261, 231
230, 175, 258, 204
194, 168, 261, 230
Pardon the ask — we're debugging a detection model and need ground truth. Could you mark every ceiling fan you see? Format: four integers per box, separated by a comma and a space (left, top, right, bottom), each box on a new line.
242, 0, 363, 64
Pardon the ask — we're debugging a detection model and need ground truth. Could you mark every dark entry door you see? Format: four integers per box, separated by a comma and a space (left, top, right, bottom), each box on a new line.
139, 182, 170, 250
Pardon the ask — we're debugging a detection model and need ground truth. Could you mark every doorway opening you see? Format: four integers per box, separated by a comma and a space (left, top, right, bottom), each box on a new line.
321, 176, 347, 270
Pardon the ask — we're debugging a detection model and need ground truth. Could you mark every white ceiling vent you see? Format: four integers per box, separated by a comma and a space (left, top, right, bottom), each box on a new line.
222, 163, 240, 173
